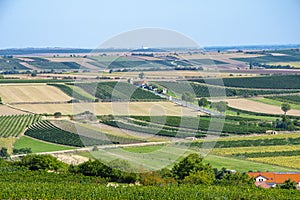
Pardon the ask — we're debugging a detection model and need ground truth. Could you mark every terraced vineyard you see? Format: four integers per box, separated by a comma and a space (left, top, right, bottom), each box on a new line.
75, 82, 164, 101
0, 115, 40, 137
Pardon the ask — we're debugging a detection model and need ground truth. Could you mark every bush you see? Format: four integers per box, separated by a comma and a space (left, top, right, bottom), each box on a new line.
18, 154, 67, 171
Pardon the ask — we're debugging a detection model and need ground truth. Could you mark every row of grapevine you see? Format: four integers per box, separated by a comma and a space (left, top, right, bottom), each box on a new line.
25, 121, 114, 147
155, 81, 299, 97
266, 95, 300, 104
75, 82, 164, 101
188, 137, 300, 148
130, 115, 268, 134
0, 115, 40, 137
0, 174, 299, 199
191, 75, 300, 89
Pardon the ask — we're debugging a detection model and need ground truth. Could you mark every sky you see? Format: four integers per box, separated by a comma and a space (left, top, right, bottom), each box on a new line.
0, 0, 299, 49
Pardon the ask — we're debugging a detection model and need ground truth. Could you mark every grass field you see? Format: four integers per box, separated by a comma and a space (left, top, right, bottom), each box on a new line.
0, 84, 71, 103
78, 144, 296, 172
226, 98, 300, 116
13, 136, 74, 153
13, 102, 201, 116
250, 97, 300, 110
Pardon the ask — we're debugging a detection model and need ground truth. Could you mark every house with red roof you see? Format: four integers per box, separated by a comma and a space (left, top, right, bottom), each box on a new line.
248, 172, 300, 189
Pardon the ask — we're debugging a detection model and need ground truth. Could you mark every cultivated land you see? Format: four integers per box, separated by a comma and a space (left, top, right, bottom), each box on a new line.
0, 84, 71, 103
226, 98, 300, 116
1, 48, 300, 190
12, 102, 201, 116
0, 105, 27, 115
13, 136, 75, 153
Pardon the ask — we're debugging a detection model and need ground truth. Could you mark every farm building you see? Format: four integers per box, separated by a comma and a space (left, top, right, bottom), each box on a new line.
248, 172, 300, 189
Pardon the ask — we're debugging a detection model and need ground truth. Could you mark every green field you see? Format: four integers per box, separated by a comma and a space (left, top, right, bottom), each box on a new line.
13, 136, 74, 153
80, 144, 296, 172
250, 97, 300, 110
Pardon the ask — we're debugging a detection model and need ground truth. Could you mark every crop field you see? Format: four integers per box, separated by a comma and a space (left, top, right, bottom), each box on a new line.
25, 120, 115, 147
13, 136, 75, 153
247, 156, 300, 170
51, 120, 146, 144
211, 145, 300, 156
47, 83, 95, 101
0, 84, 71, 103
12, 101, 198, 116
75, 82, 163, 101
0, 105, 27, 116
268, 62, 300, 68
0, 114, 40, 137
191, 75, 300, 89
227, 98, 300, 116
155, 81, 298, 98
83, 144, 296, 172
121, 115, 270, 135
0, 58, 29, 70
250, 97, 300, 110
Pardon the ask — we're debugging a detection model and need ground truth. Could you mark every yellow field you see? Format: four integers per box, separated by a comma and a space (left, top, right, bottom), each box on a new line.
12, 101, 202, 116
0, 105, 27, 116
212, 145, 300, 156
0, 137, 17, 154
0, 84, 71, 103
247, 156, 300, 170
227, 98, 300, 116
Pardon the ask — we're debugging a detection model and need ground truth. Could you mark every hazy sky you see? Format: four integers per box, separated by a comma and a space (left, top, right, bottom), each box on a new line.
0, 0, 299, 49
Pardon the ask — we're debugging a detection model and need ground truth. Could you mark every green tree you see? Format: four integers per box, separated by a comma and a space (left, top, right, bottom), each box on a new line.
281, 103, 291, 115
0, 148, 9, 158
181, 92, 195, 106
211, 101, 227, 113
54, 112, 62, 118
198, 97, 209, 107
279, 179, 297, 190
139, 72, 145, 79
76, 160, 112, 178
18, 154, 67, 171
171, 153, 212, 181
218, 172, 254, 187
182, 170, 215, 185
0, 96, 2, 104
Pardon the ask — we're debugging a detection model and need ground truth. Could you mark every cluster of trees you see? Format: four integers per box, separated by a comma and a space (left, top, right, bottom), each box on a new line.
197, 97, 227, 113
5, 153, 255, 187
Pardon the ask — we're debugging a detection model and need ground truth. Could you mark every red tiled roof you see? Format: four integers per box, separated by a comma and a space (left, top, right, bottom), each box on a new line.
248, 172, 300, 184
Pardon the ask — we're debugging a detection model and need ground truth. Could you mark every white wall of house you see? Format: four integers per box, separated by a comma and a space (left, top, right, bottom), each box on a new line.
255, 176, 267, 182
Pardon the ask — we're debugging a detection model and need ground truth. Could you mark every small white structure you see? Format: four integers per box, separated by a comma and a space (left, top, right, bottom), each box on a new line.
162, 88, 167, 94
266, 130, 278, 135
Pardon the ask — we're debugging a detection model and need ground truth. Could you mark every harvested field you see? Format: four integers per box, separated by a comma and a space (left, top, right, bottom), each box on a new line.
226, 98, 300, 116
0, 105, 27, 116
0, 84, 71, 103
12, 102, 203, 116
